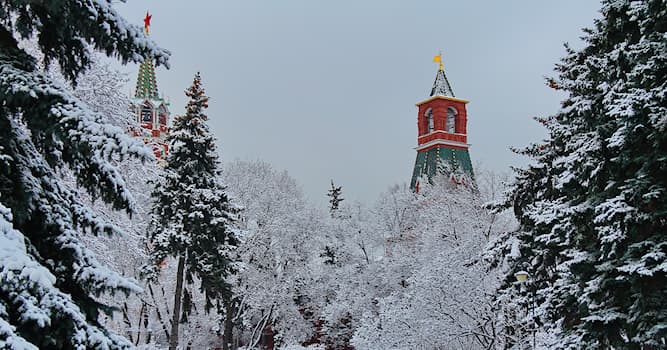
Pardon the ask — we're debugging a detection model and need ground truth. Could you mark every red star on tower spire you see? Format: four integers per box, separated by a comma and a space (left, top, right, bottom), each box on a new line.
144, 11, 152, 35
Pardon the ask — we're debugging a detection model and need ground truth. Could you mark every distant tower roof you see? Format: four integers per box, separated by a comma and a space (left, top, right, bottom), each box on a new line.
430, 67, 455, 97
134, 11, 159, 101
134, 59, 159, 100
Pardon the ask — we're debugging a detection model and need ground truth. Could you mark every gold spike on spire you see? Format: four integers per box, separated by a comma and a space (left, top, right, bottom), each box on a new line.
429, 50, 455, 97
433, 51, 443, 71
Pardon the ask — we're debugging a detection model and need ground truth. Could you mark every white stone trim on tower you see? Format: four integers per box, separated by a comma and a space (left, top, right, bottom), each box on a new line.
415, 139, 470, 151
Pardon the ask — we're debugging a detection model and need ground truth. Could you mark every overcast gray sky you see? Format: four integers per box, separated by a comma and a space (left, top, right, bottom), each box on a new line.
114, 0, 601, 205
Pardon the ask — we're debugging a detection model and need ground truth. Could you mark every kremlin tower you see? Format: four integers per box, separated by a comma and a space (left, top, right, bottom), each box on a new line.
410, 54, 474, 189
132, 12, 170, 158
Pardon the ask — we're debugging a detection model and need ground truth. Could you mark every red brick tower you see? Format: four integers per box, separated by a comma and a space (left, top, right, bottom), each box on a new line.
410, 54, 473, 189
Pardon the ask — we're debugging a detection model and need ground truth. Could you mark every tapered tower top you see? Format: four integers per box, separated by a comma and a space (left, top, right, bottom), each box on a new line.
134, 11, 159, 100
430, 52, 455, 97
134, 58, 159, 100
430, 69, 455, 97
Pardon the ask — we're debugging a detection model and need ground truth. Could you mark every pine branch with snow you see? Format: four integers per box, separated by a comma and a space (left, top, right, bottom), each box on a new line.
0, 1, 170, 347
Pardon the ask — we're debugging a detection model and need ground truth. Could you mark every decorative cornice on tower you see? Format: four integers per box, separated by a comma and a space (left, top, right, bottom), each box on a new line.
416, 95, 469, 106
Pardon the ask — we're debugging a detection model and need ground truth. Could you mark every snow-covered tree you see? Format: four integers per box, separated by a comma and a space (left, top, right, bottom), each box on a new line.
146, 73, 239, 350
67, 55, 167, 346
351, 177, 509, 349
19, 36, 182, 347
321, 180, 345, 266
326, 180, 344, 216
0, 1, 168, 348
316, 200, 390, 349
496, 0, 667, 348
224, 160, 324, 349
223, 159, 515, 349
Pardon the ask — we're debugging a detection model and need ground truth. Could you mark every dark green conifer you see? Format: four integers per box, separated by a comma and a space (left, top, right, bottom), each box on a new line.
146, 73, 239, 350
497, 1, 667, 348
0, 1, 168, 348
327, 180, 344, 216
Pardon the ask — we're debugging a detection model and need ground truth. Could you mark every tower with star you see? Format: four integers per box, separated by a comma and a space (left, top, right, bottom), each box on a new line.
133, 11, 170, 158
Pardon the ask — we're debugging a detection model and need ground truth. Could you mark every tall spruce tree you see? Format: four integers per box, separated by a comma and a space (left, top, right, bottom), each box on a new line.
146, 73, 239, 350
327, 180, 344, 216
322, 180, 345, 265
497, 0, 667, 348
0, 1, 168, 349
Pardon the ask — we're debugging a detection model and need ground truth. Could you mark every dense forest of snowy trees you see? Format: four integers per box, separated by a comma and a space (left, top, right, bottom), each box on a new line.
0, 0, 665, 349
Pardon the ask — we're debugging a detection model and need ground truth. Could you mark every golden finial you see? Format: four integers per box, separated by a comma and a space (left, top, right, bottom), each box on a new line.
432, 51, 443, 71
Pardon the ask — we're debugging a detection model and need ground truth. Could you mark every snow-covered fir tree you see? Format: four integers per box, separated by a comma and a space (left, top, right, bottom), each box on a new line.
496, 0, 667, 348
0, 1, 168, 349
326, 180, 344, 216
146, 72, 240, 350
321, 180, 345, 265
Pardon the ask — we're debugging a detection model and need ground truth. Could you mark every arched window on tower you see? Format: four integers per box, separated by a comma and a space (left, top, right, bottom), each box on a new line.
157, 105, 167, 125
425, 108, 434, 134
446, 107, 457, 133
141, 102, 153, 124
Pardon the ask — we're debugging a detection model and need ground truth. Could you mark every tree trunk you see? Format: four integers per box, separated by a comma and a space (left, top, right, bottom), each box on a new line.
169, 255, 186, 350
223, 301, 234, 350
121, 302, 134, 343
148, 283, 170, 341
134, 301, 146, 345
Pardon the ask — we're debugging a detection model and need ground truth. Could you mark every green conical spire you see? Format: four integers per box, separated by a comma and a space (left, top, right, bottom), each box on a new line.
134, 59, 159, 100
